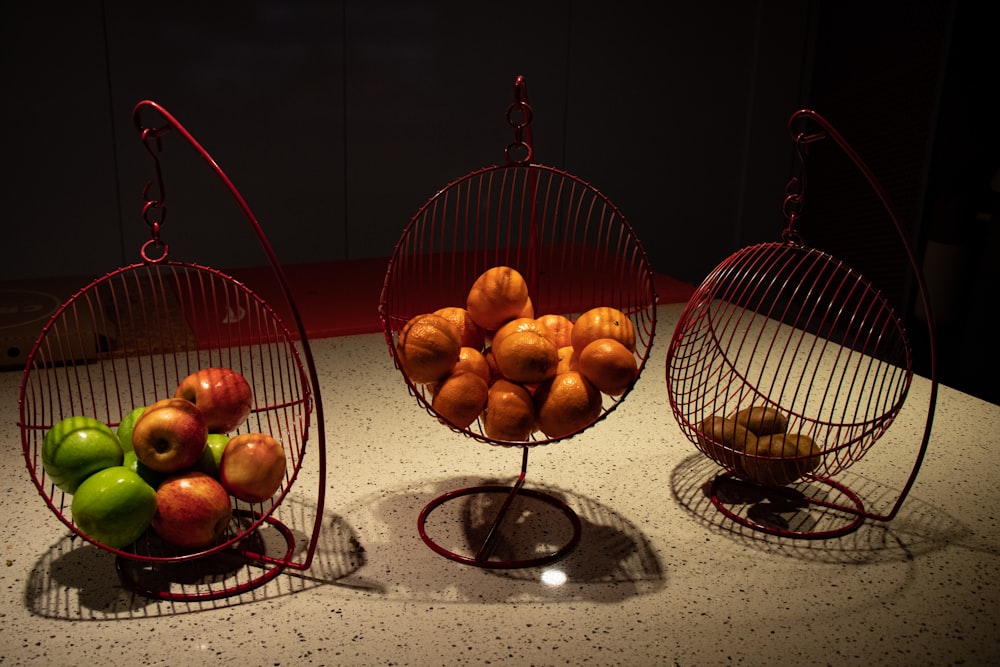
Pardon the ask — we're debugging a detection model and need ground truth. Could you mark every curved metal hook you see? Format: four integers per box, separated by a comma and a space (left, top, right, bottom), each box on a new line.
785, 107, 938, 522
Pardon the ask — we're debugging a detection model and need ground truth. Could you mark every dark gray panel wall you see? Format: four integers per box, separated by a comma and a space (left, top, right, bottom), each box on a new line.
1, 1, 811, 283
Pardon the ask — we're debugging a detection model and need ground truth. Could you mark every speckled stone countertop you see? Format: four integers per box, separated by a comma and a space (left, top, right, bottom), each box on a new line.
2, 304, 998, 666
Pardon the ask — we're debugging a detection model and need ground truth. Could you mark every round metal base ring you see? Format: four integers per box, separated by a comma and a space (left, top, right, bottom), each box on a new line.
418, 484, 582, 569
115, 510, 295, 601
710, 472, 867, 539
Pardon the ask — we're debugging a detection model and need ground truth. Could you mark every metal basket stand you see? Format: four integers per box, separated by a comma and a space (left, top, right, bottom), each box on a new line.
380, 76, 658, 567
666, 109, 938, 539
19, 101, 328, 600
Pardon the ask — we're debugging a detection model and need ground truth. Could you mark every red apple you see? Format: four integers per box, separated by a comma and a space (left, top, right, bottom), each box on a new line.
131, 397, 208, 473
152, 471, 233, 549
175, 367, 253, 434
219, 432, 287, 503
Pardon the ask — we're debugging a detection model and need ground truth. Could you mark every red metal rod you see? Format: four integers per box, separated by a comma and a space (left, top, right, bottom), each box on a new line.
474, 446, 531, 562
132, 100, 328, 569
787, 108, 938, 523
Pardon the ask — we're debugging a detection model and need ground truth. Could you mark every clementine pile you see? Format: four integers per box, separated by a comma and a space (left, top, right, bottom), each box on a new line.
397, 264, 644, 441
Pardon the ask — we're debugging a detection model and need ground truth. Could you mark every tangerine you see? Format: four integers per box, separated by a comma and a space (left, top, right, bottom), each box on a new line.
466, 266, 531, 331
517, 297, 535, 320
452, 346, 492, 385
431, 372, 489, 429
492, 316, 550, 352
396, 313, 462, 383
483, 379, 536, 441
534, 371, 603, 439
572, 306, 635, 353
578, 338, 638, 396
555, 345, 578, 374
483, 346, 502, 385
536, 313, 574, 348
493, 329, 559, 384
434, 306, 487, 350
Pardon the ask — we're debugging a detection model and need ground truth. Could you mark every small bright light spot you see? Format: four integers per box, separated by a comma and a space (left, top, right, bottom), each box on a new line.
540, 568, 567, 586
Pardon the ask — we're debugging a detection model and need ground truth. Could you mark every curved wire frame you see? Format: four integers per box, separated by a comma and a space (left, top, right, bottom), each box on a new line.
379, 161, 659, 447
666, 108, 938, 530
17, 101, 327, 586
668, 241, 912, 479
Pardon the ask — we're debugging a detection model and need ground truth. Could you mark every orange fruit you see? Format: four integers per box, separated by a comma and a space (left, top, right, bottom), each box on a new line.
483, 346, 502, 385
452, 346, 491, 384
578, 338, 638, 396
572, 306, 635, 353
396, 313, 462, 383
534, 371, 603, 439
536, 313, 574, 348
466, 266, 531, 331
432, 372, 489, 429
518, 297, 535, 319
483, 379, 536, 441
492, 316, 550, 352
493, 329, 559, 384
555, 345, 578, 374
434, 306, 487, 350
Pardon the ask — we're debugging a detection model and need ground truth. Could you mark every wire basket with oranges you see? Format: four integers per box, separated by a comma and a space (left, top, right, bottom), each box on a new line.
378, 76, 658, 567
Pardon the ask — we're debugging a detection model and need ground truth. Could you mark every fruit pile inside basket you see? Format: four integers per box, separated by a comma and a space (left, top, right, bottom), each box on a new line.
41, 367, 286, 551
697, 405, 823, 486
396, 266, 639, 442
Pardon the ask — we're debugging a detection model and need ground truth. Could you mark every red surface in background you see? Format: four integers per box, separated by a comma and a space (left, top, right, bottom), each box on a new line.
176, 257, 695, 344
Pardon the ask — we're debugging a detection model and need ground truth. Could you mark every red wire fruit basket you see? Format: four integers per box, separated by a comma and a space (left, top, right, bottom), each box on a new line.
379, 76, 658, 567
666, 109, 938, 538
18, 100, 327, 600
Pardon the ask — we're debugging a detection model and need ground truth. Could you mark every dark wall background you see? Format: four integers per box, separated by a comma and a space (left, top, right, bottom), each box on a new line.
0, 1, 809, 280
3, 1, 995, 404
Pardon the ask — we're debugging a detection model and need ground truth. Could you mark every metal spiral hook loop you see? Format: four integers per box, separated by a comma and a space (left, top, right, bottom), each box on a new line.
505, 75, 534, 165
138, 125, 170, 262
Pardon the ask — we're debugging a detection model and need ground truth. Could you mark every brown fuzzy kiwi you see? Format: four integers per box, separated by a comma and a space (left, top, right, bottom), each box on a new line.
743, 432, 821, 486
731, 405, 789, 437
697, 416, 757, 473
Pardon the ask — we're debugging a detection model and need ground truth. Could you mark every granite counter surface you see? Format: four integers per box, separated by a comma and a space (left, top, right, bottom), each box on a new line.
2, 304, 997, 666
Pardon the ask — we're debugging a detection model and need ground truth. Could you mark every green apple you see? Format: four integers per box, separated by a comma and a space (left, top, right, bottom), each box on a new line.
115, 406, 147, 454
123, 450, 166, 489
71, 465, 157, 549
42, 415, 124, 494
194, 433, 231, 478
